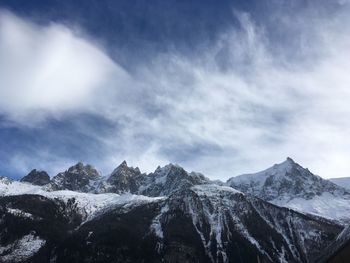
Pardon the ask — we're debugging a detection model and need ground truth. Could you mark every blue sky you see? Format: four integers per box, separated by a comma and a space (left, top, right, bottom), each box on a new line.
1, 0, 350, 180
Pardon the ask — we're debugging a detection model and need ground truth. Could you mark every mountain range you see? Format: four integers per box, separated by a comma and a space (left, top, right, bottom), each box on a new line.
0, 158, 349, 262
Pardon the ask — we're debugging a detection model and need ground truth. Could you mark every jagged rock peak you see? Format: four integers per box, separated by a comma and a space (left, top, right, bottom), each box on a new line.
67, 162, 100, 179
49, 162, 101, 192
136, 163, 211, 197
155, 164, 210, 182
152, 163, 209, 184
110, 161, 141, 176
286, 156, 295, 163
68, 162, 84, 171
100, 161, 143, 194
154, 163, 183, 174
152, 163, 190, 181
271, 157, 298, 171
20, 169, 50, 186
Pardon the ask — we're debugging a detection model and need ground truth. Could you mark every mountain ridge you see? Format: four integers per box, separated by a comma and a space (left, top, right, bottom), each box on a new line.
0, 179, 342, 263
11, 158, 350, 225
0, 158, 349, 262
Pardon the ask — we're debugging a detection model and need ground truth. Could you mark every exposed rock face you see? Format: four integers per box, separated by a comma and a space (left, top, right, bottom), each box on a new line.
20, 169, 50, 186
138, 164, 210, 196
0, 194, 84, 263
98, 161, 143, 194
50, 162, 101, 192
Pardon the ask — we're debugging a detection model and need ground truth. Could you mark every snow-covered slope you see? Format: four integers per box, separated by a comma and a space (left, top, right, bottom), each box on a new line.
0, 176, 163, 222
227, 158, 350, 224
330, 177, 350, 191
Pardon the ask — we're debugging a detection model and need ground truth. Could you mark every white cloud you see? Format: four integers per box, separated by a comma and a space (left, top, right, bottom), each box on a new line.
0, 10, 128, 124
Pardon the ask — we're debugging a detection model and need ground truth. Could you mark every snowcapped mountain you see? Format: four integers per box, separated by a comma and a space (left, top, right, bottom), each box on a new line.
227, 158, 350, 224
0, 159, 348, 262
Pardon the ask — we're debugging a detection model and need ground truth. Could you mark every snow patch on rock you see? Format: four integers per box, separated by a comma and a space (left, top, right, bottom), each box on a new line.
0, 233, 45, 262
6, 208, 34, 219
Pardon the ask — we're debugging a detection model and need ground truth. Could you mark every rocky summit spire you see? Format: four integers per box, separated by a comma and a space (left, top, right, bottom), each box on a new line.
20, 169, 50, 186
66, 162, 100, 179
100, 161, 142, 194
50, 162, 101, 192
286, 157, 295, 163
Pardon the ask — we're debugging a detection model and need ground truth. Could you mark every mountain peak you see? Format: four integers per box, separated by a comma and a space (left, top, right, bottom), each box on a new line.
138, 163, 211, 197
20, 169, 50, 186
67, 162, 84, 172
111, 160, 141, 176
273, 157, 297, 169
50, 162, 100, 191
286, 157, 295, 163
102, 161, 142, 194
266, 158, 301, 176
157, 163, 182, 172
67, 162, 100, 178
228, 158, 349, 206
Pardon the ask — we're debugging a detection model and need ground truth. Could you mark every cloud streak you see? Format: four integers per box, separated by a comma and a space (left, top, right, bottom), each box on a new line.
1, 4, 350, 180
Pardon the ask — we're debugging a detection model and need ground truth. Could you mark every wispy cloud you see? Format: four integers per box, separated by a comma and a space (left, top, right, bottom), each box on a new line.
1, 4, 350, 179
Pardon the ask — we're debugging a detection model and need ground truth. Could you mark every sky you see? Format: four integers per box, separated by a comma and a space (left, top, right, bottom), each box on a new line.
0, 0, 350, 180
